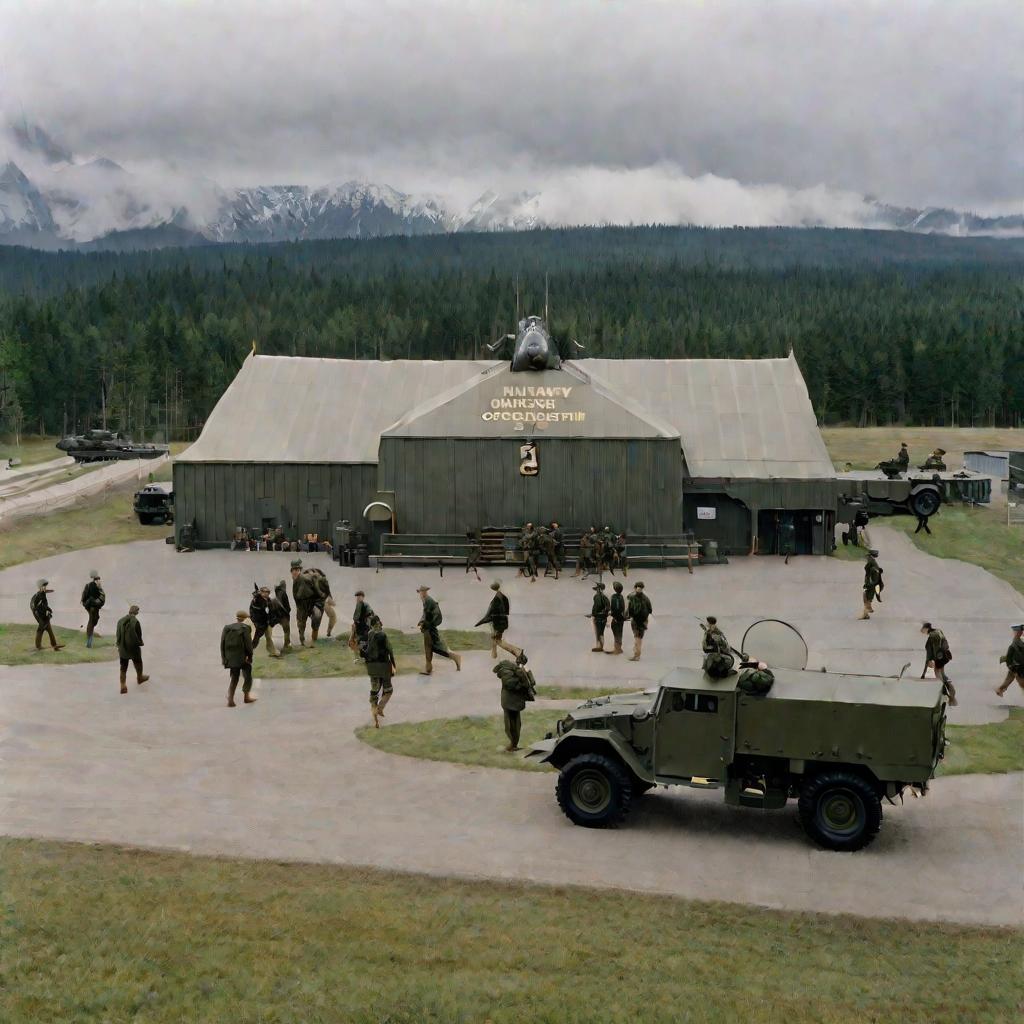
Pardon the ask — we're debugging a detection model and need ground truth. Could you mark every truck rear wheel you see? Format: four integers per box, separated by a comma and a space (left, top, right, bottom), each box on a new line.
798, 771, 882, 851
909, 486, 941, 519
556, 753, 632, 828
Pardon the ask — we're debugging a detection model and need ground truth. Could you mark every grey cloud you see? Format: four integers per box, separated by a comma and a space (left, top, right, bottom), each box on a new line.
1, 0, 1020, 213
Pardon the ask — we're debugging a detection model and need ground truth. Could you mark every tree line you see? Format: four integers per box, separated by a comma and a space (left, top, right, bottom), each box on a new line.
0, 226, 1021, 440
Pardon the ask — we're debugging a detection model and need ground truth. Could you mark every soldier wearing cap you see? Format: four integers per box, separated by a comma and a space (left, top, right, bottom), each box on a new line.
81, 569, 106, 648
996, 624, 1024, 699
30, 579, 64, 652
221, 610, 255, 708
249, 584, 280, 657
859, 549, 883, 620
495, 651, 536, 752
475, 580, 522, 660
115, 604, 148, 694
607, 581, 626, 655
366, 615, 397, 727
416, 585, 461, 674
308, 566, 337, 638
626, 581, 653, 661
921, 621, 956, 706
589, 581, 611, 652
290, 559, 325, 646
702, 615, 731, 656
349, 590, 375, 659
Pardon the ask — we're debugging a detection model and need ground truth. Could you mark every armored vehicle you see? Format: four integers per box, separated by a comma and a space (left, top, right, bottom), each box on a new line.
133, 484, 174, 525
527, 621, 947, 851
57, 429, 169, 464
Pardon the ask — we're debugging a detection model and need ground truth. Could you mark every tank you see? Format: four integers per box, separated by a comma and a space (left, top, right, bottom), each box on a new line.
56, 429, 169, 464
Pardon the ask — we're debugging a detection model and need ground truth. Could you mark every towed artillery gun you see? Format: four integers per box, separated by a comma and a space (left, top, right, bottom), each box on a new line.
527, 620, 948, 851
56, 429, 169, 464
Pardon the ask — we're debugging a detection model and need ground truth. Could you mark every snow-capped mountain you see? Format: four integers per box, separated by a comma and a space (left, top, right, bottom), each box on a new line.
1, 120, 1021, 250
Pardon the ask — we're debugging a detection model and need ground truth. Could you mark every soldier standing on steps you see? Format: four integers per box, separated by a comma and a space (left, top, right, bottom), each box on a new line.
30, 579, 65, 653
221, 610, 256, 708
366, 616, 397, 728
81, 570, 105, 648
115, 604, 149, 694
495, 651, 536, 752
475, 580, 522, 660
626, 581, 653, 661
607, 581, 626, 655
416, 585, 462, 675
589, 581, 610, 652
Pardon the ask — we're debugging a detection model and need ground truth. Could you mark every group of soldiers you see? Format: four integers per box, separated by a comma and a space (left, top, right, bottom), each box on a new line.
588, 580, 652, 659
878, 442, 948, 476
510, 522, 628, 581
230, 525, 332, 554
575, 526, 628, 578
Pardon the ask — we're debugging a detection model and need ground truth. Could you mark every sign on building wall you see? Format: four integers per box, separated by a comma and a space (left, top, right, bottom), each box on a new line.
696, 506, 717, 520
519, 442, 539, 476
482, 385, 586, 430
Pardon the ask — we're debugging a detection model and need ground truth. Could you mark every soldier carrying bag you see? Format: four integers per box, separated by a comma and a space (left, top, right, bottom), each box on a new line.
703, 651, 735, 678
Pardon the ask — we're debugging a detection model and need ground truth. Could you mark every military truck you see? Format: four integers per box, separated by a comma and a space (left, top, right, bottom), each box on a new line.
133, 483, 174, 525
527, 621, 947, 851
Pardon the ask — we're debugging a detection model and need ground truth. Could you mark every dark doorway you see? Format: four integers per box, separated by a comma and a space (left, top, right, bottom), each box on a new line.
757, 509, 829, 555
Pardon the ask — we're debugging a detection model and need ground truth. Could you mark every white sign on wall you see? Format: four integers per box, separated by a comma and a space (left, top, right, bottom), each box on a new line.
696, 506, 717, 520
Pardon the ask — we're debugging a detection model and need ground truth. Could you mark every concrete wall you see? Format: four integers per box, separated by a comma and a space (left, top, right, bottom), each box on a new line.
378, 436, 682, 535
173, 462, 378, 545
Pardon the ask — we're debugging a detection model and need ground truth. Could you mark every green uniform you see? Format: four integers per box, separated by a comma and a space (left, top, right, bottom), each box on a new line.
419, 595, 454, 665
702, 626, 730, 655
365, 627, 396, 710
221, 620, 254, 700
610, 591, 626, 646
30, 589, 59, 650
591, 591, 610, 647
998, 637, 1024, 694
576, 533, 592, 576
81, 579, 105, 644
863, 558, 882, 612
494, 659, 536, 749
115, 613, 145, 683
627, 591, 652, 636
924, 628, 956, 703
292, 571, 323, 643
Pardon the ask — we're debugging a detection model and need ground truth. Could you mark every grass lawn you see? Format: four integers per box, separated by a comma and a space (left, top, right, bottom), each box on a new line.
0, 839, 1018, 1024
533, 683, 642, 700
822, 426, 1024, 471
359, 708, 1024, 778
0, 623, 118, 665
0, 434, 62, 466
871, 504, 1023, 595
256, 628, 491, 679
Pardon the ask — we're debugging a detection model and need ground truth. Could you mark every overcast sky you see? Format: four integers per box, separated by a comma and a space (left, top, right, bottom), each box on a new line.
1, 0, 1020, 214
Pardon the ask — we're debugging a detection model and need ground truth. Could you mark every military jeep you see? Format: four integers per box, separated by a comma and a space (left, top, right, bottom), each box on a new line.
527, 621, 947, 851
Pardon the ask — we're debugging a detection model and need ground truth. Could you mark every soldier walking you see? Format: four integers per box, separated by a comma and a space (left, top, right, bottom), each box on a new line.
349, 590, 375, 659
249, 585, 280, 657
366, 616, 397, 727
495, 652, 536, 752
859, 549, 883, 620
921, 622, 957, 706
309, 567, 337, 638
612, 531, 628, 577
273, 579, 293, 651
81, 569, 105, 648
995, 623, 1024, 699
115, 604, 149, 694
416, 585, 462, 675
607, 581, 626, 655
589, 581, 610, 652
465, 531, 483, 580
30, 579, 65, 652
290, 559, 325, 646
221, 610, 256, 708
550, 522, 565, 571
475, 580, 522, 660
627, 581, 653, 661
575, 530, 592, 578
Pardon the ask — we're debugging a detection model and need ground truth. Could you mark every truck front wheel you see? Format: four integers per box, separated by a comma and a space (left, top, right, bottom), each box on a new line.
798, 771, 882, 851
556, 753, 633, 828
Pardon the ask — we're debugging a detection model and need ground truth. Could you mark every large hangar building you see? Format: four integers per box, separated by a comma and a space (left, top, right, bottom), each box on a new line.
174, 351, 838, 555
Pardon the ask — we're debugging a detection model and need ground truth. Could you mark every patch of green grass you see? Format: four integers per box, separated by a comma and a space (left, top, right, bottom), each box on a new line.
534, 684, 642, 700
357, 710, 563, 771
0, 838, 1019, 1024
0, 623, 118, 665
0, 434, 62, 466
830, 541, 869, 562
256, 628, 490, 679
822, 426, 1024, 472
874, 505, 1023, 596
941, 709, 1024, 776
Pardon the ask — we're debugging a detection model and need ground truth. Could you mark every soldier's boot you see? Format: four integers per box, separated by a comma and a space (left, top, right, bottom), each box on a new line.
119, 667, 128, 695
607, 640, 623, 655
628, 638, 642, 661
370, 701, 380, 728
244, 693, 257, 704
136, 671, 150, 685
377, 690, 391, 716
311, 628, 319, 645
86, 634, 93, 649
227, 682, 237, 708
490, 639, 497, 659
591, 636, 604, 652
298, 633, 306, 647
419, 652, 433, 676
453, 652, 462, 671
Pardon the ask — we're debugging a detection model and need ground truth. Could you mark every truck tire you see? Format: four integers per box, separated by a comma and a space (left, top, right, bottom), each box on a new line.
556, 753, 633, 828
798, 771, 882, 851
136, 513, 152, 525
909, 486, 941, 519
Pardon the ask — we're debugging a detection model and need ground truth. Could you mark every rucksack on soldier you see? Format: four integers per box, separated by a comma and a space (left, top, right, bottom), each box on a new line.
938, 633, 952, 664
703, 651, 735, 679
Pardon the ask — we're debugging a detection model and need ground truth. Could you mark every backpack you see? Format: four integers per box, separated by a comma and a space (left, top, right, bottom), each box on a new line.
703, 651, 735, 679
738, 667, 775, 695
937, 632, 952, 664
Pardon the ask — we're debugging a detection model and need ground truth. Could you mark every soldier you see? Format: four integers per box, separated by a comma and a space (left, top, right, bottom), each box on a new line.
920, 448, 947, 471
475, 580, 522, 660
626, 581, 653, 661
591, 526, 607, 572
574, 530, 592, 578
366, 616, 397, 727
701, 615, 731, 656
540, 527, 560, 578
290, 559, 324, 646
272, 579, 293, 652
995, 624, 1024, 699
859, 549, 883, 620
495, 652, 536, 752
30, 579, 65, 653
349, 590, 375, 659
465, 531, 483, 580
272, 525, 287, 551
249, 585, 280, 657
80, 569, 105, 648
520, 523, 539, 582
921, 621, 957, 706
589, 581, 610, 652
309, 567, 337, 638
612, 531, 628, 577
607, 580, 626, 655
115, 604, 149, 694
896, 443, 910, 471
221, 610, 256, 708
550, 521, 565, 570
416, 585, 462, 674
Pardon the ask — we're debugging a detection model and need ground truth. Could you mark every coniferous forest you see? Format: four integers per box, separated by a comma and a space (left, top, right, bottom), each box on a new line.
0, 226, 1021, 440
